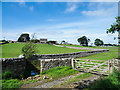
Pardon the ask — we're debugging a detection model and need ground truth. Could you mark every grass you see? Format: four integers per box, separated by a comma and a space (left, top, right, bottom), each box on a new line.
88, 70, 120, 89
91, 61, 105, 63
2, 79, 23, 89
41, 66, 79, 79
2, 66, 79, 88
64, 44, 118, 61
1, 43, 90, 58
78, 46, 118, 61
101, 65, 108, 67
65, 73, 92, 84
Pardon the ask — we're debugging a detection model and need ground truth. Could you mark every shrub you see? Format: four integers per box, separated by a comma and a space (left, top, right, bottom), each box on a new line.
22, 42, 37, 60
2, 79, 23, 89
89, 69, 120, 89
2, 70, 14, 80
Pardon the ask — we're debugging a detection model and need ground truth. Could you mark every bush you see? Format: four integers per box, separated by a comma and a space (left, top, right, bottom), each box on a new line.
2, 70, 14, 80
89, 70, 120, 89
22, 42, 37, 60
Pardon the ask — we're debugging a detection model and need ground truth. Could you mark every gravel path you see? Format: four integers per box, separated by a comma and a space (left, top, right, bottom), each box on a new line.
51, 74, 101, 89
35, 72, 83, 88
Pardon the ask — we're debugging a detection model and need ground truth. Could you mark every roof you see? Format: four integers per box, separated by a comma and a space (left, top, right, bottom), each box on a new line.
40, 39, 47, 41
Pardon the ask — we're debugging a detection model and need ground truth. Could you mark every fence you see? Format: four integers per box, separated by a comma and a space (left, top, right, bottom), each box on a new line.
72, 59, 119, 75
108, 59, 119, 73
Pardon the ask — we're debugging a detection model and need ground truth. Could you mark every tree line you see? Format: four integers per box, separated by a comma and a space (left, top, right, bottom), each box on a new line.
77, 36, 104, 46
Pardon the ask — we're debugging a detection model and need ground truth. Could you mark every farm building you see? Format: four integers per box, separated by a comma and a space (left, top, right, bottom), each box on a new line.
40, 39, 47, 44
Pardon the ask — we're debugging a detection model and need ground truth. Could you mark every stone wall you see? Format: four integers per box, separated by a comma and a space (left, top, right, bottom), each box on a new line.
1, 49, 109, 75
35, 49, 109, 59
1, 57, 26, 76
40, 58, 73, 72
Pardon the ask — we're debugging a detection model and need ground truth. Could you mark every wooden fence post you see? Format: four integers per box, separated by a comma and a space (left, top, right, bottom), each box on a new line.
71, 58, 75, 69
108, 60, 113, 73
40, 59, 44, 73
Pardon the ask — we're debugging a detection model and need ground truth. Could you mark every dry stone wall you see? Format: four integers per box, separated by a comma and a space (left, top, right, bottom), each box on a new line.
35, 49, 109, 59
1, 49, 109, 75
1, 57, 26, 76
40, 58, 72, 72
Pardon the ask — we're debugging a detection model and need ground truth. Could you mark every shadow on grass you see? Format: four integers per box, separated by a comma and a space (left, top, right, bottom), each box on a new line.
74, 70, 120, 90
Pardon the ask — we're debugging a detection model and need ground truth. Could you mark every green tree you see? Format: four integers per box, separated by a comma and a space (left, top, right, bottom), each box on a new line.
107, 17, 120, 56
22, 34, 37, 60
17, 33, 30, 42
31, 39, 40, 43
61, 40, 65, 44
47, 41, 57, 44
94, 38, 104, 46
77, 36, 90, 46
22, 42, 37, 60
107, 16, 120, 71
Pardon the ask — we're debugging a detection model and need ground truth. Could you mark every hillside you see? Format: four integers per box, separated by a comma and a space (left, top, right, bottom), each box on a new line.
1, 43, 90, 58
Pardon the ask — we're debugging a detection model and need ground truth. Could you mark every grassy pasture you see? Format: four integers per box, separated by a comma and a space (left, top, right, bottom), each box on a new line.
63, 44, 118, 61
79, 47, 118, 60
1, 43, 90, 58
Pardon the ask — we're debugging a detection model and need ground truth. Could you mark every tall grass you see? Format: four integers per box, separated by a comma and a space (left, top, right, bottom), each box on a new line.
2, 79, 23, 89
2, 70, 23, 89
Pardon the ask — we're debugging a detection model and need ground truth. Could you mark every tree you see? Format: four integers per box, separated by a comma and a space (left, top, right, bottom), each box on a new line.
107, 16, 120, 71
77, 36, 90, 46
107, 17, 120, 57
18, 33, 30, 42
47, 41, 57, 44
22, 34, 37, 60
61, 40, 65, 44
94, 39, 104, 46
31, 39, 40, 43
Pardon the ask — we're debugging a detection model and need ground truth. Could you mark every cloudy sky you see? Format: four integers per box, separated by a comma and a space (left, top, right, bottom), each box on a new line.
1, 1, 119, 45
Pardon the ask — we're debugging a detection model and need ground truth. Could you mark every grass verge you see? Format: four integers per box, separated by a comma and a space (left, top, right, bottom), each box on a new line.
41, 66, 79, 79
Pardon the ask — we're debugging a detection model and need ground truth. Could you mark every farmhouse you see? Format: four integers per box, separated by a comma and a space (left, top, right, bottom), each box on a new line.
40, 39, 47, 44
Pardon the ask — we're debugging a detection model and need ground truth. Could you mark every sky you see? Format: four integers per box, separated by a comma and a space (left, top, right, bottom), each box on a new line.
1, 1, 119, 45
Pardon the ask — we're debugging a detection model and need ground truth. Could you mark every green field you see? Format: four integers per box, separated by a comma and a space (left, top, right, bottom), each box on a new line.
78, 46, 118, 60
63, 44, 118, 60
1, 43, 90, 58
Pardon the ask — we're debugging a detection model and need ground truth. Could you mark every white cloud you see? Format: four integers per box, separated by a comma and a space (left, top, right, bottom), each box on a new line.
47, 19, 57, 22
81, 7, 117, 17
82, 2, 117, 17
2, 2, 118, 44
65, 3, 78, 13
29, 6, 34, 11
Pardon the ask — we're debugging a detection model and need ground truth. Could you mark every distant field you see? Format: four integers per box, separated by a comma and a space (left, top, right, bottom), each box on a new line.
1, 43, 90, 58
70, 45, 118, 60
63, 44, 118, 60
